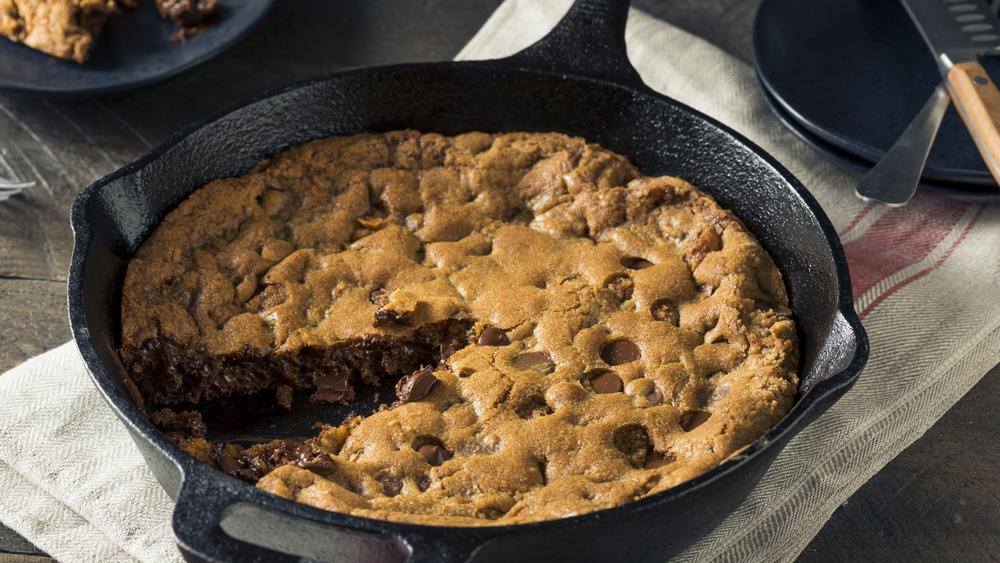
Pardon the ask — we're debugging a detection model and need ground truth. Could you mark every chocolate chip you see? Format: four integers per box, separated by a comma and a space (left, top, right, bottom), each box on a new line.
682, 412, 712, 432
512, 351, 555, 372
311, 373, 352, 403
294, 453, 339, 480
695, 388, 713, 409
395, 368, 439, 404
605, 273, 634, 301
417, 444, 451, 466
612, 424, 653, 468
255, 441, 292, 468
374, 472, 404, 497
620, 256, 654, 270
373, 308, 412, 327
217, 450, 243, 474
644, 451, 676, 470
478, 327, 509, 346
214, 446, 261, 483
439, 343, 456, 364
600, 339, 641, 365
515, 394, 553, 419
646, 387, 663, 405
696, 386, 730, 409
650, 299, 679, 325
589, 371, 623, 394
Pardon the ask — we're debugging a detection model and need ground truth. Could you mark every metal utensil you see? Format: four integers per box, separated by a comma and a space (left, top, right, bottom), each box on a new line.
900, 0, 1000, 184
856, 0, 1000, 205
0, 176, 34, 202
856, 84, 950, 206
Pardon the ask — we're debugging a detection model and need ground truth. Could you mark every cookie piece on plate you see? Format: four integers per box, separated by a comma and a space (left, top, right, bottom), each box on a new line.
0, 0, 135, 63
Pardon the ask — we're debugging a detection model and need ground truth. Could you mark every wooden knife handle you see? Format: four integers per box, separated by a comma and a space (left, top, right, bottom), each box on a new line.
947, 61, 1000, 184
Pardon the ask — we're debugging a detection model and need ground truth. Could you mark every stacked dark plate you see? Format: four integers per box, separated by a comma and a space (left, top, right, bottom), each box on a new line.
753, 0, 1000, 203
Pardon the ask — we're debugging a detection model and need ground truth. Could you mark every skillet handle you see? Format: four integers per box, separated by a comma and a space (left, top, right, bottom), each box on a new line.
818, 306, 868, 395
503, 0, 645, 88
171, 472, 413, 562
838, 305, 869, 382
172, 476, 297, 562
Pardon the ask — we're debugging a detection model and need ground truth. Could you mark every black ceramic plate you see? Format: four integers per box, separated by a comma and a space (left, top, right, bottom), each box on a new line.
752, 0, 1000, 200
0, 0, 274, 98
757, 76, 1000, 203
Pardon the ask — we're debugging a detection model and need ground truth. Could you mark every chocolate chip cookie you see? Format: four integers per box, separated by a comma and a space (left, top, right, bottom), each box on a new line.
123, 130, 799, 525
0, 0, 134, 63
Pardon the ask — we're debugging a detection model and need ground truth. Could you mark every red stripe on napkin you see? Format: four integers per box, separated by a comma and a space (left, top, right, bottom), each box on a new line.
842, 193, 971, 302
856, 205, 983, 319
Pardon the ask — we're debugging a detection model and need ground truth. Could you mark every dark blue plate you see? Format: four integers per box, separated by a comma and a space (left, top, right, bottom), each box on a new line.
758, 77, 1000, 203
752, 0, 1000, 199
0, 0, 274, 98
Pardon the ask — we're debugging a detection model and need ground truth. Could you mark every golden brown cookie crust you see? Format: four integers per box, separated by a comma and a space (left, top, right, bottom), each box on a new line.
122, 130, 798, 525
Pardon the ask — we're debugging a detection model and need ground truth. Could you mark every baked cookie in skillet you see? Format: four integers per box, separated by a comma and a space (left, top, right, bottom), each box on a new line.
123, 130, 799, 525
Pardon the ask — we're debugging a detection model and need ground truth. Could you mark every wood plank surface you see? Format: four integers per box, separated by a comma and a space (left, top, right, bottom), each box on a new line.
1, 0, 998, 561
0, 279, 69, 373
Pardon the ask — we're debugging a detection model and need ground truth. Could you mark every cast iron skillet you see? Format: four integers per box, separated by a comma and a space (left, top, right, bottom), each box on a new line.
68, 0, 869, 561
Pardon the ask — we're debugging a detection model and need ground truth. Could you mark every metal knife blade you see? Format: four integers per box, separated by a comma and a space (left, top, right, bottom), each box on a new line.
901, 0, 1000, 68
899, 0, 1000, 184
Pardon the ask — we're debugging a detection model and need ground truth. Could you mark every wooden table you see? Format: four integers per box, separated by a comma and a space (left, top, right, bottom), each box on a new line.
2, 1, 998, 560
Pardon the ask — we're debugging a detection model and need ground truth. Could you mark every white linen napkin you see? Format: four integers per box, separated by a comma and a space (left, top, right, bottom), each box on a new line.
0, 342, 180, 562
2, 1, 999, 561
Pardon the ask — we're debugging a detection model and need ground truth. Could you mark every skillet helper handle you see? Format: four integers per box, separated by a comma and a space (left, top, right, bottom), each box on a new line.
946, 61, 1000, 184
171, 477, 298, 563
837, 306, 869, 377
171, 473, 436, 562
504, 0, 644, 88
799, 306, 869, 400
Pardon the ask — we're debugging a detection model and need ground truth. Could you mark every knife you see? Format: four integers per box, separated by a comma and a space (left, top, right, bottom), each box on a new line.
899, 0, 1000, 184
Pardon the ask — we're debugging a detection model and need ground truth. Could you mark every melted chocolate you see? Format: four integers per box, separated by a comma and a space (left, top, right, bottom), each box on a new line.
130, 318, 472, 406
395, 368, 439, 403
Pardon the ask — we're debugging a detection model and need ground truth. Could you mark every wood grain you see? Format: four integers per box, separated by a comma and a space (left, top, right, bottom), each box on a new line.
0, 279, 69, 373
0, 555, 52, 563
801, 363, 1000, 560
948, 61, 1000, 185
